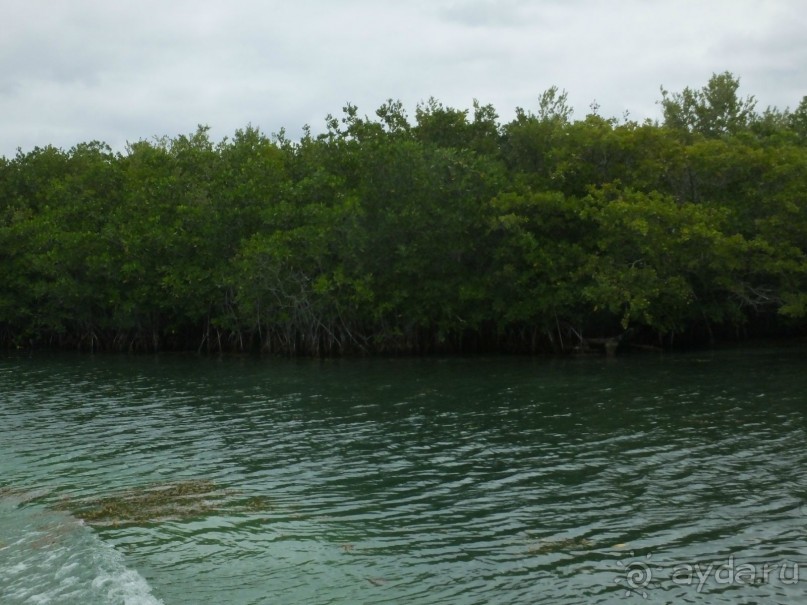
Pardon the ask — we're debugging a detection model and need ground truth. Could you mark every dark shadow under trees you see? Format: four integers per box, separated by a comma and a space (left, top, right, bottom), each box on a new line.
2, 73, 807, 355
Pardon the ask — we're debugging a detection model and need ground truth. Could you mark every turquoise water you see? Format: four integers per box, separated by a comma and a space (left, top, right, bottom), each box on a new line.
1, 349, 807, 604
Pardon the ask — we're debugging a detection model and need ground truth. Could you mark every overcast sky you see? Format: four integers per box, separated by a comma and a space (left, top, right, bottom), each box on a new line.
2, 0, 805, 157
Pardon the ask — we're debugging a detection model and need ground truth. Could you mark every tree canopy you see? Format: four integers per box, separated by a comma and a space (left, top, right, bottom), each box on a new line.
2, 73, 806, 354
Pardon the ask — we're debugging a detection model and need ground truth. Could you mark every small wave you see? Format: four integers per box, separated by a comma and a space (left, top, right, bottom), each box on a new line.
0, 503, 163, 605
91, 550, 164, 605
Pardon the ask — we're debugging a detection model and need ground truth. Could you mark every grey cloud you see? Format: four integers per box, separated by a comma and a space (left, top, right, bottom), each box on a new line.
1, 0, 805, 157
438, 0, 540, 28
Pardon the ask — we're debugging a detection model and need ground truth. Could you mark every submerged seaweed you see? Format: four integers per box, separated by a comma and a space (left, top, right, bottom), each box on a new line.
526, 536, 594, 554
50, 480, 272, 527
0, 485, 51, 505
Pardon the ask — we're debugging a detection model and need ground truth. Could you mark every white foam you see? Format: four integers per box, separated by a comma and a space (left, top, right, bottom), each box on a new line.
0, 503, 164, 605
91, 542, 164, 605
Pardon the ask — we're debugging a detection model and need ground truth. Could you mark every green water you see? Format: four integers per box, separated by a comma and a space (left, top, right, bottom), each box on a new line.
1, 348, 807, 604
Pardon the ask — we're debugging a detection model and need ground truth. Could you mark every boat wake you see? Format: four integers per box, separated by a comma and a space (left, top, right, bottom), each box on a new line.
0, 498, 163, 605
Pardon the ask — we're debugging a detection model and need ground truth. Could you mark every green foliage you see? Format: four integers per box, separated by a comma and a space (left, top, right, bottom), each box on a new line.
661, 71, 757, 137
1, 73, 806, 354
789, 97, 807, 143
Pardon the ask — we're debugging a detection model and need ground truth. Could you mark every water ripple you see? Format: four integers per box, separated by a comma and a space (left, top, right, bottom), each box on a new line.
2, 350, 807, 603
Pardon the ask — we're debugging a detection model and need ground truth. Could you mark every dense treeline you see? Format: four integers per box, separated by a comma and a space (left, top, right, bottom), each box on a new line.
2, 72, 807, 354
